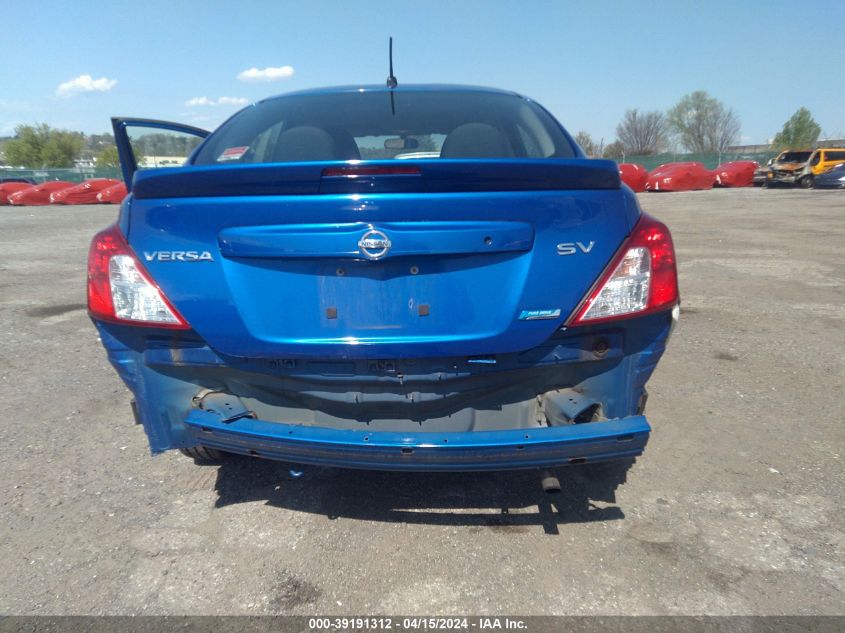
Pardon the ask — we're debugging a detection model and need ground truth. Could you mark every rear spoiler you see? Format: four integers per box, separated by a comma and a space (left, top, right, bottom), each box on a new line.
131, 159, 621, 198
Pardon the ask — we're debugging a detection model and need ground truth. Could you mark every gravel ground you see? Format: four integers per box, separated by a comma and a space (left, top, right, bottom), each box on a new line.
0, 188, 843, 615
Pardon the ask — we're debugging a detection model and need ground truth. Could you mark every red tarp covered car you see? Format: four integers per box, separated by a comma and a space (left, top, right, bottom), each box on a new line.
96, 181, 128, 204
714, 160, 759, 188
618, 163, 649, 192
645, 162, 715, 192
8, 181, 75, 206
50, 178, 121, 204
0, 182, 35, 205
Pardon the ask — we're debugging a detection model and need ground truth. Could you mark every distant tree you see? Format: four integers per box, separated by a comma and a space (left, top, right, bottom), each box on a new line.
86, 133, 116, 152
602, 141, 626, 160
42, 133, 84, 167
132, 132, 201, 158
5, 124, 83, 168
709, 106, 742, 153
4, 126, 44, 167
96, 145, 120, 168
0, 136, 10, 163
574, 131, 598, 157
616, 109, 667, 155
771, 108, 821, 150
667, 91, 740, 152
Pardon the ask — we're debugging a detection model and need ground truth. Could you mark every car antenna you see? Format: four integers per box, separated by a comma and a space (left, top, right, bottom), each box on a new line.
386, 36, 398, 88
386, 36, 397, 115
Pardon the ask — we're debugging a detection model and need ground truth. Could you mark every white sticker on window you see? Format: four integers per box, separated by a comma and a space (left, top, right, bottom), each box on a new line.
217, 146, 249, 161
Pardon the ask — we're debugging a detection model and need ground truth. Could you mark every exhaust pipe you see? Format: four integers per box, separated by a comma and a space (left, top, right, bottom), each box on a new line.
540, 470, 561, 494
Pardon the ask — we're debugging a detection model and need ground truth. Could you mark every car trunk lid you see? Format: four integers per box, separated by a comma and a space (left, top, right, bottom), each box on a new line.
127, 159, 636, 359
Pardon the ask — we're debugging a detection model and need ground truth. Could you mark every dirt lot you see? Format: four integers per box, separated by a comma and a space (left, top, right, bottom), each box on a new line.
0, 188, 843, 615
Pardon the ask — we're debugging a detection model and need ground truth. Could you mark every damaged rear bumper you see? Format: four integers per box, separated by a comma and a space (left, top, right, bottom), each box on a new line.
184, 409, 650, 471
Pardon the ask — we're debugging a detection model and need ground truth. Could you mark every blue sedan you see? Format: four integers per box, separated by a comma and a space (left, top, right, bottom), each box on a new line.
88, 84, 679, 477
814, 163, 845, 189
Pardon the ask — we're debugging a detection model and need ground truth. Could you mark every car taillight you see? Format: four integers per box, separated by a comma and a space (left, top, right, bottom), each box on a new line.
87, 224, 190, 329
567, 213, 678, 326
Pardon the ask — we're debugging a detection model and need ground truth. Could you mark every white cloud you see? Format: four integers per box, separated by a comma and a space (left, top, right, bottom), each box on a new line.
217, 96, 249, 106
56, 74, 117, 98
184, 96, 249, 107
185, 96, 215, 107
237, 65, 295, 83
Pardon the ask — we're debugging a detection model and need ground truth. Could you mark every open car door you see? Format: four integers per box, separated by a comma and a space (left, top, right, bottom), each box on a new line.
111, 118, 210, 190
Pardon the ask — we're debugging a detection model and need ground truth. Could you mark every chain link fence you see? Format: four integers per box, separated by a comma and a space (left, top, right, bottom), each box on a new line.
0, 166, 121, 183
607, 151, 777, 171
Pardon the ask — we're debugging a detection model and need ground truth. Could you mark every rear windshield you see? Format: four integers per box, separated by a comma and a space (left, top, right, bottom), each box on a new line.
192, 89, 576, 165
777, 151, 812, 163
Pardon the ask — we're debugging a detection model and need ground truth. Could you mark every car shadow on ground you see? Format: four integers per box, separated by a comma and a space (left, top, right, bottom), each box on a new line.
209, 457, 634, 535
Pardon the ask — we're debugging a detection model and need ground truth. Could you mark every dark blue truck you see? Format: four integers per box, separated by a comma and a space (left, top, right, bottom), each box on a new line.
89, 85, 678, 475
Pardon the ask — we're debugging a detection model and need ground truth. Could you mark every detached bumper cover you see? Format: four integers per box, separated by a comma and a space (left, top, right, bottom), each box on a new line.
184, 409, 650, 471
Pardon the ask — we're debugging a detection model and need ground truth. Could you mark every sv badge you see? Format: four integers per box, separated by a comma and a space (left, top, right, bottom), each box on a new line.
556, 241, 595, 256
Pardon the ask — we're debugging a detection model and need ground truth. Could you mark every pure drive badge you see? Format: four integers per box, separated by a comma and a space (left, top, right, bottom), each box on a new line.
144, 251, 214, 262
518, 309, 562, 321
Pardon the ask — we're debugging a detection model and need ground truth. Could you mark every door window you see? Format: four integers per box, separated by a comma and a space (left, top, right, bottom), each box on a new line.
128, 127, 204, 170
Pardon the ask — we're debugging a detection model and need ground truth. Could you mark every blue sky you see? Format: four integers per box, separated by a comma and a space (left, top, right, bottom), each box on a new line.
1, 0, 843, 145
